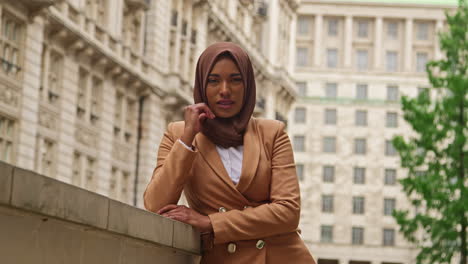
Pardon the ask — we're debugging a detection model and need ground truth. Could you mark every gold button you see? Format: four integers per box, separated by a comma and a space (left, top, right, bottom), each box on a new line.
243, 205, 252, 209
227, 242, 236, 253
219, 207, 227, 213
256, 240, 265, 249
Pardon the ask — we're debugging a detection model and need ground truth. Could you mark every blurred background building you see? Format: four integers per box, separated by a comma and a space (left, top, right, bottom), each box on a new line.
0, 0, 297, 208
0, 0, 458, 263
289, 0, 456, 264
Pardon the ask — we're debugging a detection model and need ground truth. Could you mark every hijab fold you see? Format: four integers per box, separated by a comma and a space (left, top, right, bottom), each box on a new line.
193, 42, 256, 148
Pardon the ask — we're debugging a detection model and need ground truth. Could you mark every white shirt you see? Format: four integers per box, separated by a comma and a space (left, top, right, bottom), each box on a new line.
177, 139, 244, 184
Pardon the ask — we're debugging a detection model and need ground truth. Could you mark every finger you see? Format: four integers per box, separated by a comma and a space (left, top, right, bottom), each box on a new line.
157, 204, 178, 215
199, 113, 207, 123
195, 103, 215, 119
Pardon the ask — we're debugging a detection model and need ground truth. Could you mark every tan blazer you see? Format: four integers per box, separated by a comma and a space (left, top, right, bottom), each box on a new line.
144, 118, 316, 264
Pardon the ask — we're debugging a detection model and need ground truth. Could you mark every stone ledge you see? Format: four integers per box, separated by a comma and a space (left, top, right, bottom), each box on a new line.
0, 161, 201, 256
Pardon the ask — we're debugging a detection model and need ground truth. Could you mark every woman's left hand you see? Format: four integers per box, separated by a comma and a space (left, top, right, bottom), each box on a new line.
158, 204, 213, 233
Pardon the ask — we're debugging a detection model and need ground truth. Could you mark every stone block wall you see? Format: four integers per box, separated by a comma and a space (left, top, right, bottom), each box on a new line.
0, 161, 201, 264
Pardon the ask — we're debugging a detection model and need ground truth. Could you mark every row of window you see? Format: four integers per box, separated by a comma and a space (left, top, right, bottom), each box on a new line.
296, 165, 398, 186
294, 108, 398, 128
295, 83, 401, 101
297, 16, 433, 42
320, 195, 396, 216
296, 47, 429, 72
293, 136, 398, 156
320, 225, 396, 246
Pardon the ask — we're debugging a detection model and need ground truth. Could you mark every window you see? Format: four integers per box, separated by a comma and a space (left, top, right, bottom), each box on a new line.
171, 10, 178, 26
328, 18, 338, 36
71, 151, 97, 192
121, 171, 131, 203
109, 167, 132, 203
385, 169, 397, 185
418, 87, 429, 97
352, 227, 364, 244
96, 0, 108, 26
385, 140, 397, 156
356, 50, 368, 71
387, 85, 399, 101
387, 22, 398, 39
416, 22, 429, 40
322, 195, 334, 212
297, 16, 310, 36
416, 52, 428, 72
0, 116, 15, 163
383, 228, 395, 246
115, 92, 137, 143
386, 51, 398, 72
325, 109, 337, 125
327, 49, 338, 68
0, 12, 24, 79
296, 164, 304, 181
294, 107, 306, 123
296, 47, 308, 67
386, 112, 398, 128
72, 152, 82, 186
356, 84, 368, 100
293, 135, 305, 152
321, 225, 333, 243
323, 137, 336, 153
85, 157, 96, 191
296, 82, 307, 96
40, 47, 63, 106
353, 167, 365, 184
35, 136, 56, 178
323, 165, 335, 182
77, 68, 102, 125
384, 198, 396, 216
357, 21, 369, 38
325, 83, 337, 98
355, 110, 367, 126
354, 139, 366, 154
353, 196, 365, 214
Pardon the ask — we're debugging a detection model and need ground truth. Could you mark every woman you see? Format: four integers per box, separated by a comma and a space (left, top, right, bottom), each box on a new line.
144, 42, 315, 263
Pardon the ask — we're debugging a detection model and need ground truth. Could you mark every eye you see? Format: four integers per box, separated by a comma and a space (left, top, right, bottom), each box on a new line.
232, 77, 243, 83
207, 78, 219, 84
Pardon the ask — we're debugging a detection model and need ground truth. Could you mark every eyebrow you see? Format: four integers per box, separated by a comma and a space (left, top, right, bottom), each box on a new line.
208, 73, 242, 77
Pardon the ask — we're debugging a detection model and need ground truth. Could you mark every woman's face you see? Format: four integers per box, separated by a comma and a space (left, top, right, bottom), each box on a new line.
206, 56, 245, 118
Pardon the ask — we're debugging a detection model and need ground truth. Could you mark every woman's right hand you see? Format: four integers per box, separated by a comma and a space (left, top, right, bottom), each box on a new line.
180, 103, 215, 146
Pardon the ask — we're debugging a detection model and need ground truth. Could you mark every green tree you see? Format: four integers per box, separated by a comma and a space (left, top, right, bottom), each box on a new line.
392, 0, 467, 263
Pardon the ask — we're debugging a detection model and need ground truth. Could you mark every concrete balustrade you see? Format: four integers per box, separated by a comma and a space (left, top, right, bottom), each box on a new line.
0, 161, 201, 264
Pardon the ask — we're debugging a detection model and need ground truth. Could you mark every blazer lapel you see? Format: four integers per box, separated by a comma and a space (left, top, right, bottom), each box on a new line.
194, 132, 238, 190
236, 118, 260, 193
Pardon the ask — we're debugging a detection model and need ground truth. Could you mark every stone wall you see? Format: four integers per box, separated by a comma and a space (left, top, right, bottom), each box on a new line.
0, 161, 201, 264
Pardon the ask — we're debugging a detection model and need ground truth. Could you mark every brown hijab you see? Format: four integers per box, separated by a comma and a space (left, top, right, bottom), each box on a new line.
193, 42, 256, 148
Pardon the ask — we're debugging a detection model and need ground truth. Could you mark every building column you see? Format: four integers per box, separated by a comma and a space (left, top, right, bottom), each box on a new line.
288, 13, 297, 73
404, 18, 413, 72
266, 0, 279, 66
314, 14, 323, 67
434, 20, 443, 60
136, 92, 167, 208
16, 17, 45, 169
265, 81, 277, 120
344, 15, 353, 68
374, 16, 383, 69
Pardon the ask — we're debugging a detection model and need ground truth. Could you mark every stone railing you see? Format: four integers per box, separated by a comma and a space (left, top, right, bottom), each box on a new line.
0, 161, 201, 263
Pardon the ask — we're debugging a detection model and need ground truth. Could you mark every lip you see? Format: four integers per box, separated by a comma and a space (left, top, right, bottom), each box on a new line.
217, 99, 234, 109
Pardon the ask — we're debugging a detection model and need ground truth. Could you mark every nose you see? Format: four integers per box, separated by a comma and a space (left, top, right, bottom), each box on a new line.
219, 80, 231, 97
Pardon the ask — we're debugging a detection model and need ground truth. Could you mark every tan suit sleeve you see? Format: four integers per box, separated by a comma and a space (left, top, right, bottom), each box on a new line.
143, 122, 198, 213
208, 122, 301, 244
